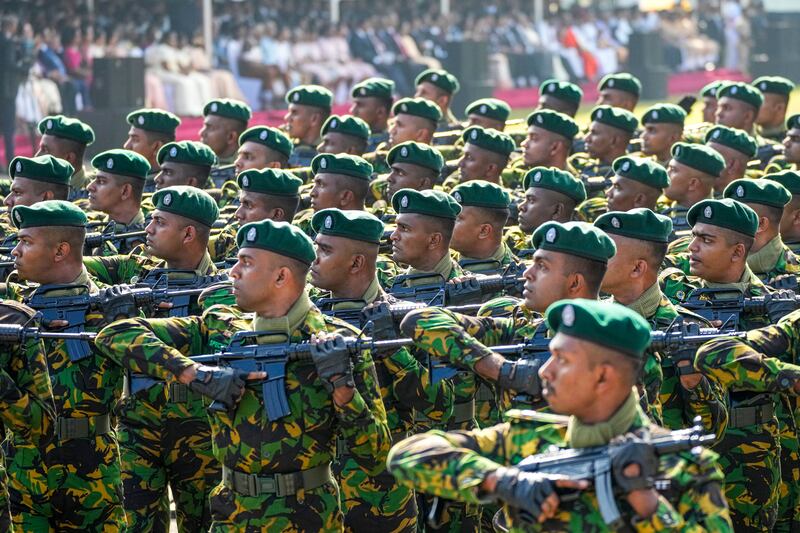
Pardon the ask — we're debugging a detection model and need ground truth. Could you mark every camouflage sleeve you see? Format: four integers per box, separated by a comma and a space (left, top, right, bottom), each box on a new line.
94, 315, 208, 381
659, 268, 698, 305
381, 346, 455, 421
83, 252, 146, 285
641, 353, 664, 426
0, 337, 55, 446
399, 307, 516, 372
694, 318, 800, 393
683, 377, 729, 443
387, 425, 510, 504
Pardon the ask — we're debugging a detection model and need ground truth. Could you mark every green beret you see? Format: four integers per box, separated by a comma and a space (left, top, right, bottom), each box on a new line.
386, 141, 444, 172
157, 141, 217, 167
590, 105, 638, 134
700, 80, 724, 98
237, 219, 316, 265
461, 126, 515, 157
545, 299, 651, 358
285, 85, 333, 111
37, 115, 95, 145
717, 82, 764, 110
526, 109, 579, 140
752, 76, 795, 96
237, 168, 302, 196
465, 98, 511, 123
451, 180, 511, 209
415, 68, 460, 95
9, 155, 73, 185
152, 185, 219, 227
523, 167, 587, 203
531, 221, 616, 263
670, 142, 725, 178
687, 198, 759, 237
765, 170, 800, 196
321, 115, 371, 140
392, 97, 442, 124
787, 114, 800, 131
203, 98, 252, 123
311, 154, 372, 181
705, 126, 757, 158
351, 77, 395, 99
595, 208, 673, 243
723, 178, 791, 209
311, 208, 384, 244
90, 149, 150, 180
641, 103, 686, 125
238, 126, 293, 158
612, 156, 669, 190
126, 108, 181, 135
391, 188, 461, 220
598, 73, 642, 97
11, 200, 87, 229
539, 79, 583, 106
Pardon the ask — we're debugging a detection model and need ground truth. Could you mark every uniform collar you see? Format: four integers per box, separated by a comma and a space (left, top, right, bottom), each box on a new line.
747, 234, 784, 275
251, 291, 313, 341
625, 282, 663, 321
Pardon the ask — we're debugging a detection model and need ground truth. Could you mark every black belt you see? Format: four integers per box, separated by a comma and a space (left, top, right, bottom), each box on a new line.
56, 413, 112, 441
729, 401, 775, 428
129, 373, 191, 403
221, 463, 332, 497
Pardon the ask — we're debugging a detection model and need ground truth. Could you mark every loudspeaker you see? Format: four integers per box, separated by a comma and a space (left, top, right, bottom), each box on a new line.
76, 107, 137, 159
92, 58, 145, 110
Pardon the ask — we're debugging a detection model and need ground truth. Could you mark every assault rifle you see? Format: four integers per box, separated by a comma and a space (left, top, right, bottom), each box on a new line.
133, 269, 230, 317
84, 230, 147, 250
315, 297, 484, 329
678, 287, 800, 329
0, 323, 97, 344
387, 271, 525, 306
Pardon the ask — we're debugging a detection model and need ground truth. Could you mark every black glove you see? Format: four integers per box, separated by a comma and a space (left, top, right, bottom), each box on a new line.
310, 334, 354, 392
609, 434, 659, 493
493, 467, 558, 525
497, 359, 543, 397
188, 365, 248, 409
766, 289, 798, 323
99, 285, 138, 323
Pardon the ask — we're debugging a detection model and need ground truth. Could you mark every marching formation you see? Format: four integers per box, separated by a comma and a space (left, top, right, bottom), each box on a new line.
1, 68, 800, 533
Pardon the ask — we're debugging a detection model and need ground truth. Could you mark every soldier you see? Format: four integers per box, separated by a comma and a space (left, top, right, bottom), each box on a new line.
777, 114, 800, 172
464, 98, 511, 131
450, 181, 516, 274
660, 142, 725, 237
715, 81, 779, 168
199, 98, 252, 187
700, 80, 724, 124
87, 186, 221, 531
86, 149, 150, 254
294, 154, 373, 236
535, 79, 583, 118
569, 105, 638, 198
309, 208, 453, 532
234, 168, 303, 226
34, 115, 95, 201
317, 114, 371, 157
767, 170, 800, 253
704, 125, 758, 195
594, 209, 725, 434
3, 201, 126, 530
639, 103, 686, 166
720, 178, 799, 283
596, 72, 642, 111
504, 109, 579, 190
94, 218, 391, 531
388, 299, 732, 532
233, 126, 293, 175
350, 77, 395, 153
153, 140, 217, 192
444, 126, 515, 190
368, 141, 444, 215
123, 108, 181, 193
505, 167, 586, 254
4, 155, 72, 210
753, 76, 795, 142
284, 84, 333, 168
576, 156, 670, 223
659, 200, 783, 532
414, 68, 461, 133
0, 300, 56, 531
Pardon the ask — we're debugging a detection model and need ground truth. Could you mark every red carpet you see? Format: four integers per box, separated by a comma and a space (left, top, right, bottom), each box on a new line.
3, 69, 748, 163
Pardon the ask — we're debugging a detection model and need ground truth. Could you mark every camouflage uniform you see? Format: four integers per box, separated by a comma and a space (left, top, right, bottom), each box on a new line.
503, 226, 530, 256
85, 210, 148, 256
85, 249, 221, 532
576, 196, 609, 223
457, 242, 517, 276
0, 301, 56, 532
388, 404, 733, 532
287, 141, 318, 168
366, 130, 390, 154
363, 144, 391, 176
94, 293, 391, 531
660, 266, 782, 531
567, 153, 613, 199
0, 270, 126, 531
67, 167, 93, 202
209, 153, 237, 189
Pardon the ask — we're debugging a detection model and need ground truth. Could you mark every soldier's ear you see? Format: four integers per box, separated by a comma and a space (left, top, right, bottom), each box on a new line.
350, 253, 366, 273
631, 258, 648, 278
428, 231, 443, 249
271, 207, 286, 221
478, 223, 493, 240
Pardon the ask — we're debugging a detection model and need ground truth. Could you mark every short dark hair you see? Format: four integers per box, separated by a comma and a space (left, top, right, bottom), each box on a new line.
425, 215, 456, 244
32, 180, 69, 201
565, 255, 608, 294
49, 225, 86, 256
263, 194, 301, 220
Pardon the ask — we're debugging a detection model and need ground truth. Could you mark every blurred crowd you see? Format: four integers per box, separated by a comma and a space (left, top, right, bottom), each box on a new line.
0, 0, 767, 136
